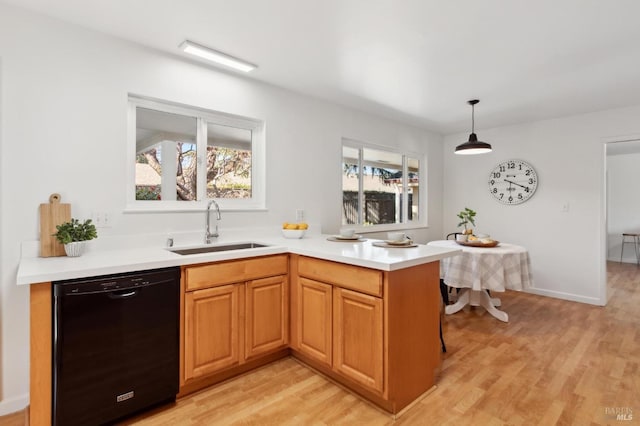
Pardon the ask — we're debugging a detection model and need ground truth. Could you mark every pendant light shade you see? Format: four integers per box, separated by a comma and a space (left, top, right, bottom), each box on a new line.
455, 99, 492, 155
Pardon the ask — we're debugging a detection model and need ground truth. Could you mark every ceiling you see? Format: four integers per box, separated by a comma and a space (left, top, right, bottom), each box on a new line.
6, 0, 640, 134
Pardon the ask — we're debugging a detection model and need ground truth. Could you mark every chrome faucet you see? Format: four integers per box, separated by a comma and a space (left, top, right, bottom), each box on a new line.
205, 199, 221, 244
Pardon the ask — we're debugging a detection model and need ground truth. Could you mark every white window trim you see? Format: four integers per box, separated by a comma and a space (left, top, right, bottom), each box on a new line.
341, 138, 427, 233
126, 95, 266, 213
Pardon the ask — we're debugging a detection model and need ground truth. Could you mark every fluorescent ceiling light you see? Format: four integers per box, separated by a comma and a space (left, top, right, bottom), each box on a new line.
180, 40, 257, 72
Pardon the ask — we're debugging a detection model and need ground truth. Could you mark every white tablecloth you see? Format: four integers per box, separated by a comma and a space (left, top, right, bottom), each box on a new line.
427, 240, 533, 292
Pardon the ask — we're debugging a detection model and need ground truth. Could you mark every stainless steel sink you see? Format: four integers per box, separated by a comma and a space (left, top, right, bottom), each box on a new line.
169, 242, 269, 255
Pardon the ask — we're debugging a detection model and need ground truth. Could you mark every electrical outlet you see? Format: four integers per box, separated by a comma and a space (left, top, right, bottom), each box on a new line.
296, 209, 304, 221
92, 211, 112, 228
91, 212, 101, 227
102, 212, 111, 227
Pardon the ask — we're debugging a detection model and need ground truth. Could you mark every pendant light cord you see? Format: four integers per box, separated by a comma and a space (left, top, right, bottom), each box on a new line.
471, 103, 475, 133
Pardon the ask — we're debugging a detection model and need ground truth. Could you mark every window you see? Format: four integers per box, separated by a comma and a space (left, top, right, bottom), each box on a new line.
342, 139, 423, 229
127, 95, 265, 211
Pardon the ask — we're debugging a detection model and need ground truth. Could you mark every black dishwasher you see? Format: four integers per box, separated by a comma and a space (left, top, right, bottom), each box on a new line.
53, 267, 180, 426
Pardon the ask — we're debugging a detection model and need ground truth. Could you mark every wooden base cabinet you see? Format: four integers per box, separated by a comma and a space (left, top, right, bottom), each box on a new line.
28, 253, 441, 422
181, 255, 289, 393
333, 287, 383, 393
290, 254, 441, 415
295, 277, 332, 365
245, 275, 288, 359
184, 284, 240, 380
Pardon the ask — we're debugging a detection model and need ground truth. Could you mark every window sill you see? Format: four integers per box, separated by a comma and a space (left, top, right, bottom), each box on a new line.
344, 223, 428, 234
124, 203, 267, 214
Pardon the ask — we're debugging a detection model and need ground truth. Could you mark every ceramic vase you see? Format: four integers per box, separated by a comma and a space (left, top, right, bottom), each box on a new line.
64, 241, 86, 257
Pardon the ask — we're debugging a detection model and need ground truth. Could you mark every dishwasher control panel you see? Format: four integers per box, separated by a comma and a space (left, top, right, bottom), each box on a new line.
54, 267, 176, 295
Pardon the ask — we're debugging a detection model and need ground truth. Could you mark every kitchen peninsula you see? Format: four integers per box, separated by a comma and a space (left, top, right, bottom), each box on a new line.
18, 230, 460, 423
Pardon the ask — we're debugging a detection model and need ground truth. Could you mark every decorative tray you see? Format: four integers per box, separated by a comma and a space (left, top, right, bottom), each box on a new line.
327, 236, 366, 242
372, 241, 418, 248
456, 240, 500, 248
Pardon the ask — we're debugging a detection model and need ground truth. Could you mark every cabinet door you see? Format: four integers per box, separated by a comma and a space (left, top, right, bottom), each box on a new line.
296, 277, 333, 366
333, 287, 383, 393
184, 284, 239, 380
245, 275, 288, 359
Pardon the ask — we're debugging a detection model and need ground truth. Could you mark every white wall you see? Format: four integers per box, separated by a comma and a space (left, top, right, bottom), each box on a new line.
0, 4, 444, 413
607, 152, 640, 262
443, 105, 640, 308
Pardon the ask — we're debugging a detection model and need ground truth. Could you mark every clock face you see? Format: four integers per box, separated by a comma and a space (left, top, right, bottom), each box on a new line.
488, 160, 538, 205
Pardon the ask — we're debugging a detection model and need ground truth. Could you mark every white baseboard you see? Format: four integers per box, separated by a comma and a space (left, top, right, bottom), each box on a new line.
0, 394, 29, 416
608, 256, 638, 264
524, 288, 604, 306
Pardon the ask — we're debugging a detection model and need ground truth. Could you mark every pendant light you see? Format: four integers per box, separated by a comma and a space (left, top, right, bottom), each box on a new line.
455, 99, 492, 155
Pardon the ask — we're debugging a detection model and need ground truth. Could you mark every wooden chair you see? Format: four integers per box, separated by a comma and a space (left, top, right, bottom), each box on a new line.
441, 232, 461, 306
439, 281, 447, 353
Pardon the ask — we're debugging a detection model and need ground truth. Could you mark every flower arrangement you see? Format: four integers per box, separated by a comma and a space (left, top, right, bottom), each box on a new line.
456, 207, 477, 235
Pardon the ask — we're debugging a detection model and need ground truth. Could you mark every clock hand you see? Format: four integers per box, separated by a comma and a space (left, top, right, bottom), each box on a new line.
504, 179, 529, 190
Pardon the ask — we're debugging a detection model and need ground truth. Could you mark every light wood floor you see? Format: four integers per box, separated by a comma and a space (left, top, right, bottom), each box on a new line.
3, 261, 638, 425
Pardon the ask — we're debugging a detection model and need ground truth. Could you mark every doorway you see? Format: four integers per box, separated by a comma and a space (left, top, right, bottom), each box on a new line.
603, 136, 640, 303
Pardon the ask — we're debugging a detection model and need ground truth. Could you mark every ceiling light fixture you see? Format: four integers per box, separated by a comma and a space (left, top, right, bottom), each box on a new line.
455, 99, 492, 155
180, 40, 257, 73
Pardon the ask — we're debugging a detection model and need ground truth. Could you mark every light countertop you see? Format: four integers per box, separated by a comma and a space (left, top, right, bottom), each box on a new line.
17, 229, 461, 285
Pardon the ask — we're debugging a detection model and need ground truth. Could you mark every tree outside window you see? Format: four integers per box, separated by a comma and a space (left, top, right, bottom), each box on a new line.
130, 97, 264, 211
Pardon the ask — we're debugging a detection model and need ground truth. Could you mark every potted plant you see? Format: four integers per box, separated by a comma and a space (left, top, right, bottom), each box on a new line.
53, 218, 98, 257
456, 207, 477, 239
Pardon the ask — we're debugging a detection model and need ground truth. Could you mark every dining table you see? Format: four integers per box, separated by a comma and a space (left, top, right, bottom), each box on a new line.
427, 240, 532, 322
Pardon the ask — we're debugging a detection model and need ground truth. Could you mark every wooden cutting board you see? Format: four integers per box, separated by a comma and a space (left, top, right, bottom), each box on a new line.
39, 193, 71, 257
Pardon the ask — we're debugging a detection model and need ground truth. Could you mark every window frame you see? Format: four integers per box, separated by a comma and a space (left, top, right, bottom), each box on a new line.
126, 95, 266, 212
341, 138, 427, 232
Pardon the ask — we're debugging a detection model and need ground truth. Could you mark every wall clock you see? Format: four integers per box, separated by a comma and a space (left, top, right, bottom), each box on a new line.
488, 159, 538, 205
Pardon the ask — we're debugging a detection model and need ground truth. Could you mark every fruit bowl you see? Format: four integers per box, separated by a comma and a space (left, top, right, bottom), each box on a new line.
282, 229, 306, 239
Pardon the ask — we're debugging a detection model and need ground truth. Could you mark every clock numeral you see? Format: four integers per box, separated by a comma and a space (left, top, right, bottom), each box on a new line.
499, 193, 504, 199
492, 172, 501, 178
518, 193, 523, 200
525, 169, 531, 176
499, 166, 506, 172
524, 187, 530, 193
492, 188, 497, 194
508, 162, 516, 169
528, 178, 534, 184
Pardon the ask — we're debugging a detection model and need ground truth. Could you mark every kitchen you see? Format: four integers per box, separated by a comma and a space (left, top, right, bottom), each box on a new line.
2, 1, 640, 424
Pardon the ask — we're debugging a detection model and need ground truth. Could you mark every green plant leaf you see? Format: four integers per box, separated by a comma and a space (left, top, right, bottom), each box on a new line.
53, 218, 98, 244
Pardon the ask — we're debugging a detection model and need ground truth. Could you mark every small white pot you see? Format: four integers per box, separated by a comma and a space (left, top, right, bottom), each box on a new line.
64, 241, 86, 257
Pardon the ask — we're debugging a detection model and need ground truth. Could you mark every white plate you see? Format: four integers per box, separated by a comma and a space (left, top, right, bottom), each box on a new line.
373, 241, 418, 248
384, 239, 413, 246
333, 234, 362, 240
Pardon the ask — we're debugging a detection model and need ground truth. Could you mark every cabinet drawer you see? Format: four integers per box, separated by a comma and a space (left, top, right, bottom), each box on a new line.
185, 255, 288, 291
297, 256, 382, 297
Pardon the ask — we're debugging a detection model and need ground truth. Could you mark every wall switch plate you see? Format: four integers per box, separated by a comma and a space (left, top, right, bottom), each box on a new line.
296, 209, 304, 221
